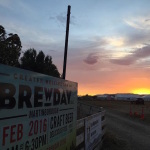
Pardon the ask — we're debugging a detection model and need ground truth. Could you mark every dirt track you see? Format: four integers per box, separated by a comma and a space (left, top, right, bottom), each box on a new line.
78, 100, 150, 150
106, 109, 150, 150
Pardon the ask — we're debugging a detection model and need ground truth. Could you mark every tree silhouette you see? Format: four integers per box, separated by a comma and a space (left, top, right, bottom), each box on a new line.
0, 25, 6, 40
0, 25, 22, 66
35, 51, 45, 73
20, 49, 60, 78
20, 48, 37, 71
0, 25, 60, 78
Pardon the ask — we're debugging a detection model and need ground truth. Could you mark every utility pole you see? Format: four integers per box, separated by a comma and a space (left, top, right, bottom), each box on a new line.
62, 5, 71, 79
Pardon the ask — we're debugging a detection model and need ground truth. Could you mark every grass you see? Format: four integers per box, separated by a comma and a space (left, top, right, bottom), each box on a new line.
101, 131, 128, 150
80, 99, 150, 125
78, 98, 150, 149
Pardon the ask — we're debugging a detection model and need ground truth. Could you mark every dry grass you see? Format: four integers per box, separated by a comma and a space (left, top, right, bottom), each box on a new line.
80, 99, 150, 125
101, 131, 128, 150
78, 98, 150, 149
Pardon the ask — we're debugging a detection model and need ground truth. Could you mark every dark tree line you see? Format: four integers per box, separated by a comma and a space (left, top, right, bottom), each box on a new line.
20, 49, 60, 77
0, 25, 60, 78
0, 25, 21, 66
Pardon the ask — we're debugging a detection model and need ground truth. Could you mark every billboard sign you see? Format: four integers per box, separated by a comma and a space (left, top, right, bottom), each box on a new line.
0, 64, 77, 150
85, 113, 102, 150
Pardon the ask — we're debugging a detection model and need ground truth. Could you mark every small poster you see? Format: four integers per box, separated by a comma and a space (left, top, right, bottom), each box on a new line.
85, 113, 102, 150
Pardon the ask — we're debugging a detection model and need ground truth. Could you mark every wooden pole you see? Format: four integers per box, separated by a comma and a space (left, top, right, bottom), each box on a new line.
62, 5, 71, 79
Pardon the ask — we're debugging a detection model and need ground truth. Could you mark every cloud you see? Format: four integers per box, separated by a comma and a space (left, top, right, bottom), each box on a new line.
124, 16, 150, 30
134, 44, 150, 58
116, 18, 150, 48
110, 45, 150, 65
110, 55, 135, 65
125, 20, 144, 30
56, 13, 66, 25
84, 52, 99, 65
145, 19, 150, 22
105, 37, 125, 47
125, 31, 150, 47
49, 13, 76, 26
70, 36, 108, 51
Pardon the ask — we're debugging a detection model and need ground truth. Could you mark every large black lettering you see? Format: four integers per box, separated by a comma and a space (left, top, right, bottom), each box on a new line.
50, 117, 53, 129
34, 86, 43, 107
0, 82, 16, 109
60, 91, 67, 105
66, 90, 71, 104
53, 89, 60, 105
44, 88, 52, 103
18, 85, 32, 108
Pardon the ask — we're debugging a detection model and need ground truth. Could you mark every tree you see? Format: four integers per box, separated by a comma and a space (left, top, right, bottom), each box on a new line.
44, 55, 60, 77
35, 51, 45, 73
20, 48, 37, 71
0, 25, 6, 41
20, 49, 60, 78
0, 25, 60, 78
0, 25, 22, 66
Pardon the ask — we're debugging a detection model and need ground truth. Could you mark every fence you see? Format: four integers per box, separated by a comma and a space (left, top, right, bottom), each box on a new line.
76, 101, 106, 150
77, 101, 104, 119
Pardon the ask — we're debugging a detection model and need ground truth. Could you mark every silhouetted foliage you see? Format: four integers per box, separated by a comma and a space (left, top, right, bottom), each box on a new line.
20, 49, 60, 78
0, 25, 60, 78
0, 25, 22, 66
20, 48, 37, 71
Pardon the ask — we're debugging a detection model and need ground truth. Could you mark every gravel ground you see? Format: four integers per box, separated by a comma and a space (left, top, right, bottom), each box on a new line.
105, 109, 150, 150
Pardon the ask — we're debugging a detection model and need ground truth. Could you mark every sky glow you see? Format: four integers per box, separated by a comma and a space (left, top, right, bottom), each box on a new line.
1, 0, 150, 95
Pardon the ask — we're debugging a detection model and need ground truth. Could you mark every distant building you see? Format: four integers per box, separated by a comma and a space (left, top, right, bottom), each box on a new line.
142, 95, 150, 101
97, 93, 142, 101
97, 94, 108, 100
97, 94, 115, 100
115, 93, 139, 101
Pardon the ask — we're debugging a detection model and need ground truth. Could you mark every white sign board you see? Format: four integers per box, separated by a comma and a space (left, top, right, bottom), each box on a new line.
0, 64, 77, 150
85, 113, 102, 150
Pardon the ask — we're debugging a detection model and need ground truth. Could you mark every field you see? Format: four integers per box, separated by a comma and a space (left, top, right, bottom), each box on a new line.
79, 98, 150, 149
80, 99, 150, 125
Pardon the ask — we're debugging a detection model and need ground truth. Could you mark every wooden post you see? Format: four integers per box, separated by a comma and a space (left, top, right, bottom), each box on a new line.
62, 5, 71, 79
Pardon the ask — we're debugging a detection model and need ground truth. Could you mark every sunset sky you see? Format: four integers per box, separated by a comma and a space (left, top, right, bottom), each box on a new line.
1, 0, 150, 95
